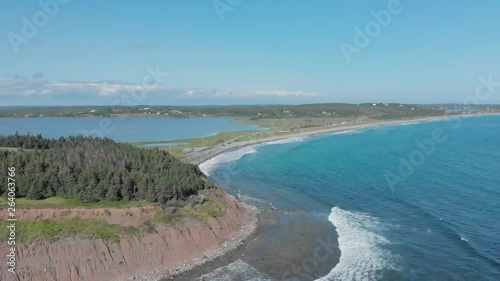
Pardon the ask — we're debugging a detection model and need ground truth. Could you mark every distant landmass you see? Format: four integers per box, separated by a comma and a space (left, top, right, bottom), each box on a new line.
0, 103, 455, 118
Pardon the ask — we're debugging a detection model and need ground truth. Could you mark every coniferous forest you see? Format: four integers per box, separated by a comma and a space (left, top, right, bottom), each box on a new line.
0, 134, 213, 203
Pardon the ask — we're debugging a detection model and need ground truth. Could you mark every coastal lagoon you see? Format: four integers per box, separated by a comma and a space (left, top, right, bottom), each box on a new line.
201, 115, 500, 280
0, 117, 262, 142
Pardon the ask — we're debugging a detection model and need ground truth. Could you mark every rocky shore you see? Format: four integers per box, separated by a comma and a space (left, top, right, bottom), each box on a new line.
162, 198, 259, 280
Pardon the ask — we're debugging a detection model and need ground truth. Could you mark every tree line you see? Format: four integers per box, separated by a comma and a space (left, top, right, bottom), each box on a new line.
0, 134, 213, 203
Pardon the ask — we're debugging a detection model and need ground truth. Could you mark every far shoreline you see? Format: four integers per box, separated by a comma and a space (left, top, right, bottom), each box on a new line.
183, 112, 500, 166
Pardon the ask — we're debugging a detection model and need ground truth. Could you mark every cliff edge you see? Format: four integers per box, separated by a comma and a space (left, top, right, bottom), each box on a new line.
0, 191, 257, 281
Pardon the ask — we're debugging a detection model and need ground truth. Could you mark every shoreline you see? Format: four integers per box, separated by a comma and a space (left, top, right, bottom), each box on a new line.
176, 112, 499, 281
161, 192, 262, 281
168, 208, 279, 281
182, 114, 475, 166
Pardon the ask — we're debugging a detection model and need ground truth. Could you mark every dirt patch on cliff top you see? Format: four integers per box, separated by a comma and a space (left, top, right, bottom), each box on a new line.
8, 205, 158, 227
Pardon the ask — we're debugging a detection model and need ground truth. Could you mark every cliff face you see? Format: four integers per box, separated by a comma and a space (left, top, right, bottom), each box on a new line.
0, 192, 256, 281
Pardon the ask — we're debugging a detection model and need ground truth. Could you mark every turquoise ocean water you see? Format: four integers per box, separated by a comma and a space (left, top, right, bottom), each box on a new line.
201, 115, 500, 281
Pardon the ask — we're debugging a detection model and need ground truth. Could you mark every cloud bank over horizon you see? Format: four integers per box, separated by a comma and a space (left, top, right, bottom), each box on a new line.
0, 77, 330, 106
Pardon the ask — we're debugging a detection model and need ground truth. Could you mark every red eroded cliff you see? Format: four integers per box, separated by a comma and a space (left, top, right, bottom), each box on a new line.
0, 191, 257, 281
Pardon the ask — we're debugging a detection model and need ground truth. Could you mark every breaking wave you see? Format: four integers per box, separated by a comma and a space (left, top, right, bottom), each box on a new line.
317, 207, 395, 281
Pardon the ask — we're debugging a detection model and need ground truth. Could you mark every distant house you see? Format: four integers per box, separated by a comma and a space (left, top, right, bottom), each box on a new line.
90, 109, 97, 113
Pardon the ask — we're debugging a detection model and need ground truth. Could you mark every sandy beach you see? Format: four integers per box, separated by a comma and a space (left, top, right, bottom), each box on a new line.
181, 115, 462, 166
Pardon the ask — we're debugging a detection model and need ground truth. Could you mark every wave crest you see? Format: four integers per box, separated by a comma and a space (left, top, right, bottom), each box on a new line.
263, 136, 307, 146
317, 207, 396, 281
197, 259, 274, 281
199, 145, 258, 176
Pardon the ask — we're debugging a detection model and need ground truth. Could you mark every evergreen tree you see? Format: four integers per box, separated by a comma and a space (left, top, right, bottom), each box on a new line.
0, 134, 213, 203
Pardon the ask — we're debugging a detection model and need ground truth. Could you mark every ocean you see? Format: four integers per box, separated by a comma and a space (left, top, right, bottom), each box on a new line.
201, 115, 500, 281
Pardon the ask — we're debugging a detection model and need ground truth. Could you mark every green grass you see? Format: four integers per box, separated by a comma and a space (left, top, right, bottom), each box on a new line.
0, 218, 138, 243
144, 190, 228, 228
0, 197, 225, 243
0, 147, 19, 152
176, 198, 227, 220
131, 117, 328, 155
0, 196, 152, 209
132, 116, 399, 155
0, 190, 228, 243
132, 117, 375, 155
132, 130, 257, 155
144, 199, 227, 228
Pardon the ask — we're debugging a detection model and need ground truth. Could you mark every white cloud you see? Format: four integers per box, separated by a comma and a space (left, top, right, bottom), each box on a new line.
181, 88, 325, 98
0, 79, 162, 97
39, 89, 54, 95
21, 90, 37, 96
253, 89, 325, 97
0, 78, 327, 102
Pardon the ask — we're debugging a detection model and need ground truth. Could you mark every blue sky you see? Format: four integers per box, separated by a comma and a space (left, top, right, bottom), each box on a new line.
1, 0, 499, 105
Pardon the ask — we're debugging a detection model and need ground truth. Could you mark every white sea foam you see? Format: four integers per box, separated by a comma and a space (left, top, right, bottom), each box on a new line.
401, 122, 419, 126
317, 207, 395, 281
331, 129, 358, 135
199, 145, 259, 176
197, 259, 274, 281
237, 192, 267, 205
263, 136, 307, 146
200, 136, 307, 176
